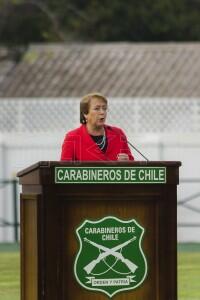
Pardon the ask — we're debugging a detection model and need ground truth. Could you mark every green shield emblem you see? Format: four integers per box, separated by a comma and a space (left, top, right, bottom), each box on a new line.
74, 216, 148, 297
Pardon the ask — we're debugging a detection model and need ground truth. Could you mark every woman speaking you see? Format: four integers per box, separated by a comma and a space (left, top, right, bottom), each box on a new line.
60, 93, 134, 161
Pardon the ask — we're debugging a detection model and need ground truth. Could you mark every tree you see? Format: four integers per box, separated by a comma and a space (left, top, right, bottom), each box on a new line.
0, 0, 200, 50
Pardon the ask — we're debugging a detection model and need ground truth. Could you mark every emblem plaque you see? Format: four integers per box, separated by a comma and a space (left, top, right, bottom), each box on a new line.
74, 216, 148, 297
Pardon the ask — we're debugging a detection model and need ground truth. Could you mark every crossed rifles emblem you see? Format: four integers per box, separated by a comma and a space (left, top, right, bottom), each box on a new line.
83, 236, 138, 274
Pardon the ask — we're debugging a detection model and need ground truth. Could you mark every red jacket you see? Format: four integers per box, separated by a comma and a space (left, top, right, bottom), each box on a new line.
60, 124, 134, 161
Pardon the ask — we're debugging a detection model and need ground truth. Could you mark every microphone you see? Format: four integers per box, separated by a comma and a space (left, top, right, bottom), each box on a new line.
126, 139, 149, 161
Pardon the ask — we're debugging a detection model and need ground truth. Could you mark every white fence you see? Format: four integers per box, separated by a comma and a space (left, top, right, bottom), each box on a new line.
0, 97, 200, 242
1, 97, 200, 134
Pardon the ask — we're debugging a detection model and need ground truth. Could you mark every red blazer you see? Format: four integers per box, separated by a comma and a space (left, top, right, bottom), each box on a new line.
60, 124, 134, 161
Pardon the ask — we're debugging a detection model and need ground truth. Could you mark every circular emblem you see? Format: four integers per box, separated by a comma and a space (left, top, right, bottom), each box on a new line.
74, 216, 148, 297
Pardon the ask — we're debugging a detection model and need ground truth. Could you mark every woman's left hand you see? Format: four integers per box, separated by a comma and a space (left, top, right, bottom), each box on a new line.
117, 153, 129, 161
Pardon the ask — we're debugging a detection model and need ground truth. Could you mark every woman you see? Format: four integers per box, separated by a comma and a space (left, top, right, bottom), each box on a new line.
60, 93, 134, 161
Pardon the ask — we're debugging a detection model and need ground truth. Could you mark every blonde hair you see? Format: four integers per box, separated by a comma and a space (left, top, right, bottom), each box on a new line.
80, 92, 108, 124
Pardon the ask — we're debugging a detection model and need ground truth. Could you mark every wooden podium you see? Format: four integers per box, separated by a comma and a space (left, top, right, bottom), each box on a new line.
18, 161, 181, 300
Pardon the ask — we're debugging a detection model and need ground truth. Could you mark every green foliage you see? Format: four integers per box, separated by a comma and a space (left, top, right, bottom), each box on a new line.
58, 0, 200, 41
0, 1, 200, 46
0, 1, 54, 46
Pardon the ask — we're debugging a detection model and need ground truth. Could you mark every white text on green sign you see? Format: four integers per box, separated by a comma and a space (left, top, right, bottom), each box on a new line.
55, 167, 166, 184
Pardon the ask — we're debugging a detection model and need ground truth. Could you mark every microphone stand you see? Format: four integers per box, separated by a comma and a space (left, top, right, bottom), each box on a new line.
127, 140, 149, 161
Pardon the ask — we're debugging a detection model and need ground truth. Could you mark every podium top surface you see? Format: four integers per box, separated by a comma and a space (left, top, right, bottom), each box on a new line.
17, 161, 181, 177
17, 161, 181, 185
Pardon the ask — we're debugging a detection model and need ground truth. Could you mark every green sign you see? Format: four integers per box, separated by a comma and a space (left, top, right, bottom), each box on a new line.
74, 216, 148, 297
55, 167, 166, 184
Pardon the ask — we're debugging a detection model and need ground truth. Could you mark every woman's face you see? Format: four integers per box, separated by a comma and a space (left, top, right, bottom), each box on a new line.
84, 97, 107, 129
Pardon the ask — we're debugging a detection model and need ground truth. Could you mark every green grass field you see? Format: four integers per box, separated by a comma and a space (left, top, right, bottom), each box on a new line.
0, 243, 199, 300
178, 244, 200, 300
0, 244, 20, 300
